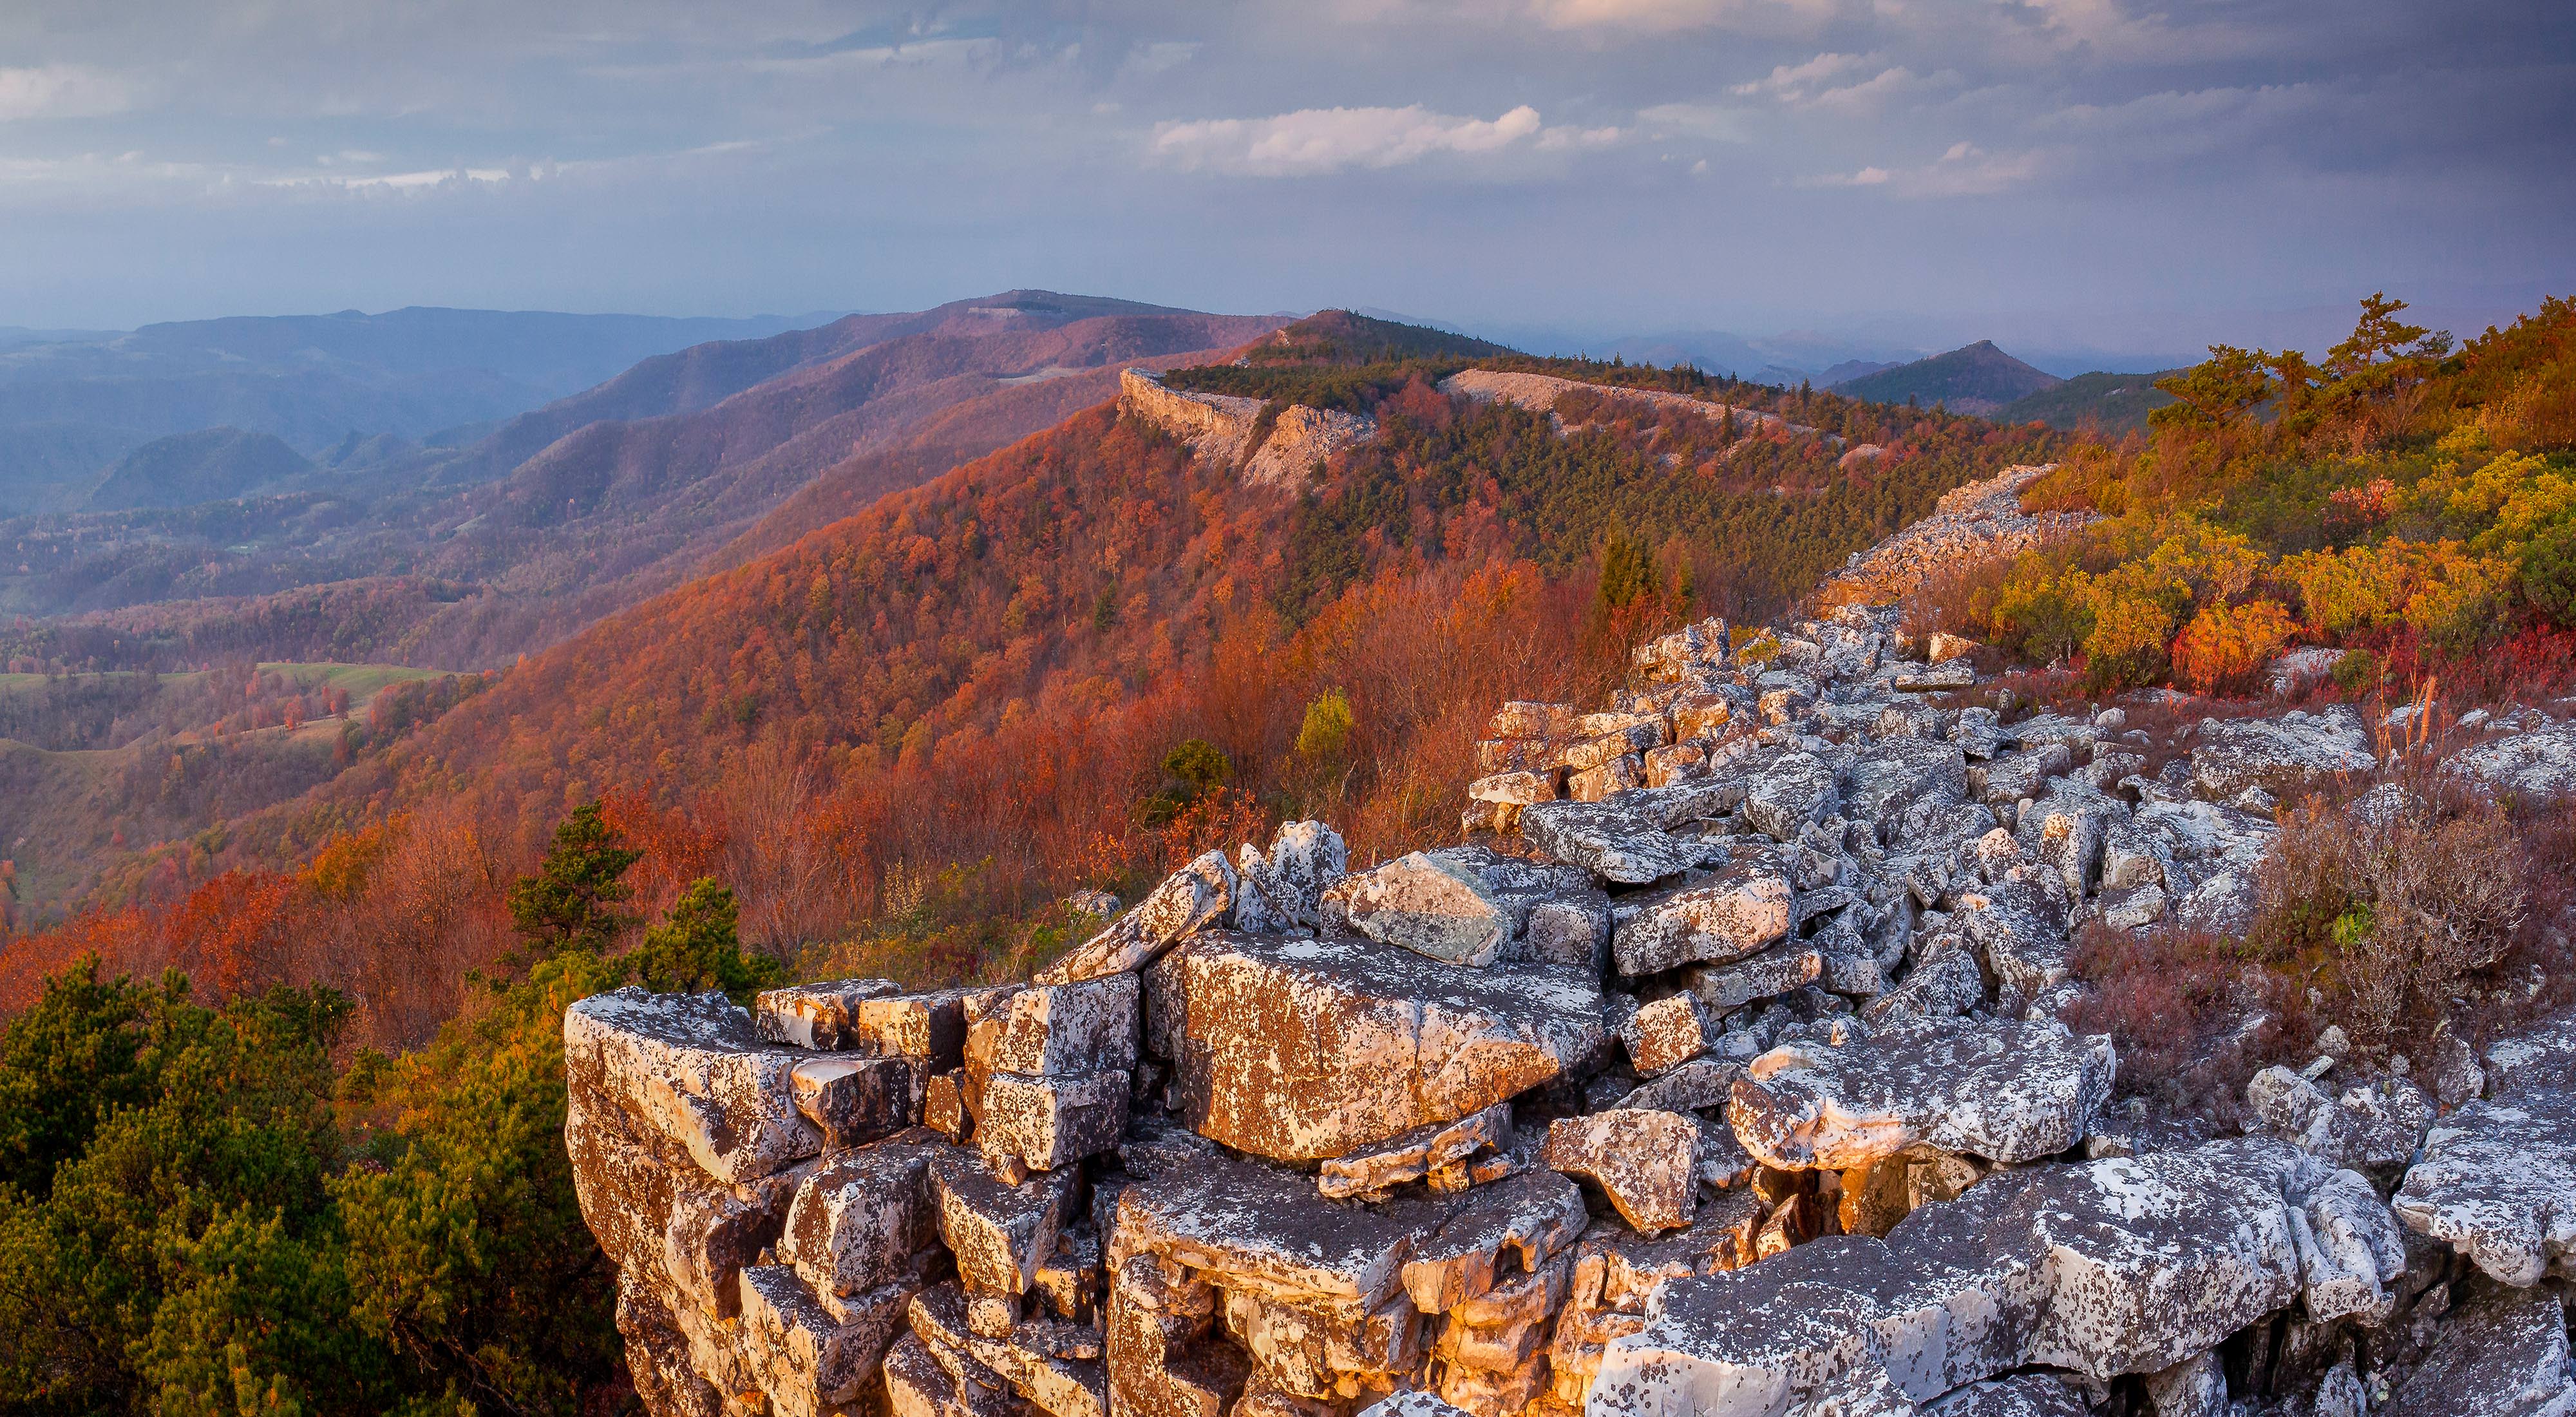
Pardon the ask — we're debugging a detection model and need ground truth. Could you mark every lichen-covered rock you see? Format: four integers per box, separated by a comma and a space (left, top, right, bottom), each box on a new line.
1519, 797, 1716, 885
1146, 930, 1602, 1162
1620, 994, 1718, 1076
782, 1132, 945, 1297
980, 1070, 1128, 1172
1611, 855, 1795, 976
2190, 707, 2376, 799
565, 987, 825, 1184
1401, 1168, 1589, 1313
2443, 718, 2576, 801
741, 1262, 918, 1417
1108, 1145, 1448, 1309
2383, 1281, 2576, 1417
759, 979, 904, 1049
1325, 850, 1519, 967
1741, 752, 1841, 841
1040, 851, 1237, 985
1233, 821, 1349, 934
933, 1148, 1081, 1295
989, 976, 1140, 1078
1540, 1108, 1703, 1233
1591, 1140, 2328, 1416
1317, 1101, 1511, 1199
1728, 1017, 2114, 1170
2393, 1085, 2576, 1285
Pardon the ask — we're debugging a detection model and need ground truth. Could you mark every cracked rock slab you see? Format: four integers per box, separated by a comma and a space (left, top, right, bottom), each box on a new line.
1108, 1145, 1450, 1308
1146, 929, 1602, 1162
1519, 798, 1717, 884
1541, 1108, 1703, 1233
1318, 1101, 1511, 1199
1611, 857, 1795, 976
2190, 707, 2376, 800
1729, 1016, 2114, 1170
782, 1130, 944, 1297
565, 987, 824, 1184
1039, 851, 1236, 985
2394, 1085, 2576, 1286
932, 1148, 1080, 1295
2384, 1281, 2576, 1417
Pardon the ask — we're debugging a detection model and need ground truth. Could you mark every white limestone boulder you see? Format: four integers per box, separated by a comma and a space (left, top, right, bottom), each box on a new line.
1144, 929, 1603, 1162
1728, 1016, 2114, 1170
565, 987, 824, 1185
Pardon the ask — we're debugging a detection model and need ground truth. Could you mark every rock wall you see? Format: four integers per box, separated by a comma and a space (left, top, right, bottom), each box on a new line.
1119, 368, 1265, 466
567, 479, 2576, 1417
1117, 369, 1376, 488
1440, 368, 1827, 443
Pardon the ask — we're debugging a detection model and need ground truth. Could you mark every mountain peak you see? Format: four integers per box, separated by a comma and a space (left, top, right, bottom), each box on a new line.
1830, 339, 2061, 414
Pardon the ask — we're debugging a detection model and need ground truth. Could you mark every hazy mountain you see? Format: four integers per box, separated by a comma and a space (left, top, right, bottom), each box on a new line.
86, 428, 315, 511
1831, 341, 2063, 414
0, 307, 848, 493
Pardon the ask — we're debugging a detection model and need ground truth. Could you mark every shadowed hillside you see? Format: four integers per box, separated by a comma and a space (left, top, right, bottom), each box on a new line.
1834, 339, 2063, 414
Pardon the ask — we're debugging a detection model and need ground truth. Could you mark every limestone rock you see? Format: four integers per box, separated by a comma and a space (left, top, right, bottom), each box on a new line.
1041, 851, 1236, 984
1233, 821, 1349, 934
989, 975, 1140, 1077
980, 1070, 1128, 1172
740, 1262, 916, 1417
1318, 1101, 1511, 1199
1684, 941, 1824, 1012
1540, 1108, 1703, 1233
759, 978, 904, 1050
1519, 798, 1716, 885
1611, 855, 1795, 977
1108, 1145, 1449, 1309
2383, 1281, 2576, 1417
1728, 1017, 2114, 1170
1147, 930, 1602, 1162
2393, 1084, 2576, 1286
1741, 752, 1841, 842
2190, 707, 2376, 800
565, 987, 824, 1184
933, 1148, 1081, 1295
2445, 718, 2576, 801
1620, 994, 1718, 1076
1325, 850, 1517, 967
782, 1131, 944, 1297
1402, 1167, 1589, 1313
790, 1054, 920, 1146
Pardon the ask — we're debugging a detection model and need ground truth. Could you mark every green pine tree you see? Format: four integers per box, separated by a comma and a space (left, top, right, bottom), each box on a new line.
505, 801, 641, 959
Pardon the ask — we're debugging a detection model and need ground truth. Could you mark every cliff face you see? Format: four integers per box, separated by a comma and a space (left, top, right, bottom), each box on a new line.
562, 461, 2576, 1417
1117, 368, 1263, 466
1118, 368, 1376, 488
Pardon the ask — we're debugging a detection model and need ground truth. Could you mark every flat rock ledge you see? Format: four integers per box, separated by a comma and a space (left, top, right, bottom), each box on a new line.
563, 492, 2576, 1417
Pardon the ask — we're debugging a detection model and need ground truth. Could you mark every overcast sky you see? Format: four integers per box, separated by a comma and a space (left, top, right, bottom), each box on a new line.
3, 0, 2570, 361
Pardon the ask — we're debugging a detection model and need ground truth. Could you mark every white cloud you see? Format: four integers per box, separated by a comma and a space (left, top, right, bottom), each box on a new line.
1730, 51, 1866, 99
0, 64, 137, 122
1799, 140, 2040, 196
263, 166, 512, 191
1152, 103, 1577, 176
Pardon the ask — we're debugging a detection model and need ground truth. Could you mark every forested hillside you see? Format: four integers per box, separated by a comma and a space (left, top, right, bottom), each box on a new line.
6, 294, 2565, 1417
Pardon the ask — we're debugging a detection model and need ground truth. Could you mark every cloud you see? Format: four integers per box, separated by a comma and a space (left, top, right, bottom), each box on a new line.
1800, 140, 2040, 196
1730, 52, 1866, 100
1809, 65, 1926, 113
0, 64, 136, 121
263, 167, 513, 191
1152, 104, 1589, 176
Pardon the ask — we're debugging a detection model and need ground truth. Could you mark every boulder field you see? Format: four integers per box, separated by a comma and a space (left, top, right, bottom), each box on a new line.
565, 466, 2576, 1417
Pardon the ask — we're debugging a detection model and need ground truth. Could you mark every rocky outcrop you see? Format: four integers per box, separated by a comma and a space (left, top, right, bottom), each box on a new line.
1118, 369, 1373, 490
567, 456, 2565, 1417
1440, 368, 1821, 442
1820, 464, 2096, 605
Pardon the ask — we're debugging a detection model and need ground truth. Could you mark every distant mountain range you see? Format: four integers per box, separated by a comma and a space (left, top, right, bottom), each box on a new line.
0, 307, 847, 511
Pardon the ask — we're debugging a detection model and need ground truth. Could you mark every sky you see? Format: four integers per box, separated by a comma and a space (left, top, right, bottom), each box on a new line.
2, 0, 2571, 365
